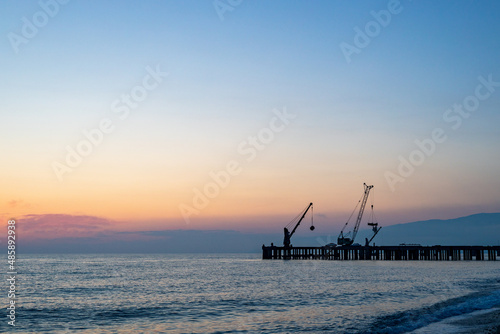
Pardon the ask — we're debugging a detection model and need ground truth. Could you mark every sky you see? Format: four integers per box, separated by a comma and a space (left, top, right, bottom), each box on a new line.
1, 0, 500, 246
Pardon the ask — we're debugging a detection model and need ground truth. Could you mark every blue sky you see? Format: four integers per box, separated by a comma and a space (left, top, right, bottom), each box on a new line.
1, 1, 500, 238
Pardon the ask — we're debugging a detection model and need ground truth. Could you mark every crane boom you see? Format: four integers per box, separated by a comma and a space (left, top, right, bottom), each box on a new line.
351, 183, 373, 242
338, 183, 373, 246
283, 203, 313, 248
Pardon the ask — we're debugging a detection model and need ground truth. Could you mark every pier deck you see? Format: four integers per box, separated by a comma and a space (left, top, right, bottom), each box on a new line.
262, 245, 500, 261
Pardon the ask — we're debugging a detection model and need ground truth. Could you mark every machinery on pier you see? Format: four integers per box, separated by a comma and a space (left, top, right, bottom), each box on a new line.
283, 202, 314, 248
337, 183, 380, 246
365, 204, 382, 246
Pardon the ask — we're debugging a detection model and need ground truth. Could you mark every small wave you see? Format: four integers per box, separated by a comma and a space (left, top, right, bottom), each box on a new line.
364, 289, 500, 334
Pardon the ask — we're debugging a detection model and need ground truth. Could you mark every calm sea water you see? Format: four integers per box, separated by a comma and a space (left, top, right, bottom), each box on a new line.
3, 253, 500, 333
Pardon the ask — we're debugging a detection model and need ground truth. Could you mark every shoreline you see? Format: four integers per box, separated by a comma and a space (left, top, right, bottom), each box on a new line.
409, 307, 500, 334
451, 307, 500, 334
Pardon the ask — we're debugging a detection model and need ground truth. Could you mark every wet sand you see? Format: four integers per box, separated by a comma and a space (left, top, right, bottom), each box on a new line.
409, 307, 500, 334
450, 307, 500, 334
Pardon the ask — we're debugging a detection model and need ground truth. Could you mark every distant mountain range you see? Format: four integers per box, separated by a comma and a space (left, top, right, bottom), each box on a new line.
279, 213, 500, 248
363, 213, 500, 246
20, 213, 500, 253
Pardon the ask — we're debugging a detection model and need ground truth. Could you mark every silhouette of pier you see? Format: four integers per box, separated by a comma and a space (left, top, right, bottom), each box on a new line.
262, 245, 500, 261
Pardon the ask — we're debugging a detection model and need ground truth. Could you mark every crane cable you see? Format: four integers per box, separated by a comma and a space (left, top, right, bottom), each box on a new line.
285, 210, 302, 229
285, 204, 309, 229
370, 188, 378, 224
340, 191, 364, 233
311, 204, 314, 228
368, 187, 373, 224
363, 187, 379, 226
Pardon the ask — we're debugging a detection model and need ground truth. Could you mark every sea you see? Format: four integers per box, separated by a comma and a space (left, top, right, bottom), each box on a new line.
3, 253, 500, 333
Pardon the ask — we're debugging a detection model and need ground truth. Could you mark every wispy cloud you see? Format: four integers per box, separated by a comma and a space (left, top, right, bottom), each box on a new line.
7, 199, 31, 209
17, 214, 115, 239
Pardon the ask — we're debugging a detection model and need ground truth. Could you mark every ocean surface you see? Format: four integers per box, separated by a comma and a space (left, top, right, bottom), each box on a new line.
3, 253, 500, 333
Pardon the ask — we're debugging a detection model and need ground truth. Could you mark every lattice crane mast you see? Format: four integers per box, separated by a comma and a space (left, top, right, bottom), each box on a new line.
337, 183, 373, 246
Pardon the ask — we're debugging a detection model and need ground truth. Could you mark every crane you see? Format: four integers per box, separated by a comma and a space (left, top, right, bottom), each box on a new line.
337, 183, 373, 246
283, 202, 314, 248
365, 204, 382, 246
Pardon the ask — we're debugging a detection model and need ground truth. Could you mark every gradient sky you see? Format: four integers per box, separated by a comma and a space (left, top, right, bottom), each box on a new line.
2, 1, 500, 240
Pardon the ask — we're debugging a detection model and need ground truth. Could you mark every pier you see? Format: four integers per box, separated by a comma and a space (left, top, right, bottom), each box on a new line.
262, 245, 500, 261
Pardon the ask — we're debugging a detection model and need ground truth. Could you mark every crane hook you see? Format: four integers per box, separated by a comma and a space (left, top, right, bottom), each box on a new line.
309, 204, 315, 230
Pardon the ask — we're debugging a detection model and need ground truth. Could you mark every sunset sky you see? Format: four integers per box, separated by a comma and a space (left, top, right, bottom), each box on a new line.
2, 1, 500, 242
